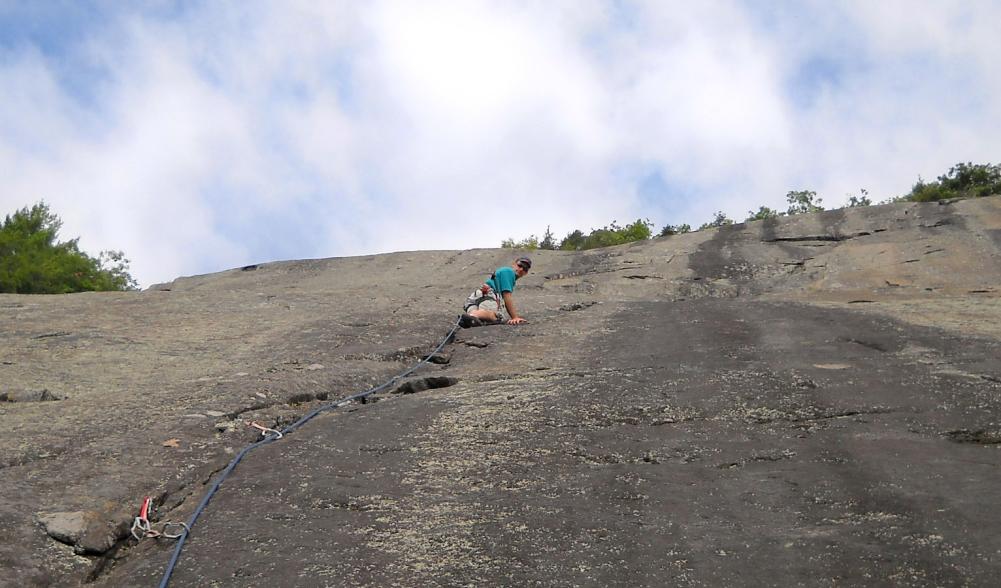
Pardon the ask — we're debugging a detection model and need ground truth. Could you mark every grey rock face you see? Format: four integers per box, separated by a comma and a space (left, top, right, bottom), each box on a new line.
36, 511, 89, 545
1, 196, 1000, 586
35, 510, 129, 555
0, 389, 65, 402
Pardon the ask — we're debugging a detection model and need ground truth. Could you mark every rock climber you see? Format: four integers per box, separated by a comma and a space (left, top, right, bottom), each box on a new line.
460, 256, 532, 327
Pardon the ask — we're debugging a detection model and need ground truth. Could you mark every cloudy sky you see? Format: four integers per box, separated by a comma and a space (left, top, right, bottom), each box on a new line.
2, 1, 998, 286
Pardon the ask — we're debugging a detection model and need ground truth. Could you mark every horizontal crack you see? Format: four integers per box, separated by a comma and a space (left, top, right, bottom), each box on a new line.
0, 448, 67, 469
226, 401, 279, 419
466, 369, 612, 385
763, 233, 866, 243
343, 345, 430, 363
717, 449, 797, 469
544, 266, 639, 281
0, 389, 65, 402
34, 331, 72, 339
744, 407, 895, 425
392, 376, 459, 395
840, 337, 889, 352
944, 429, 1001, 445
794, 408, 896, 423
920, 219, 951, 228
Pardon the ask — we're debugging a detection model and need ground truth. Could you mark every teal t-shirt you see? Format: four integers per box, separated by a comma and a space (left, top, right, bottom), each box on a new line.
486, 266, 516, 294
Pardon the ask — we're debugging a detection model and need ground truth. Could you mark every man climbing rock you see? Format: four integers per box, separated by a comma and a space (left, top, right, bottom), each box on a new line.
460, 256, 531, 327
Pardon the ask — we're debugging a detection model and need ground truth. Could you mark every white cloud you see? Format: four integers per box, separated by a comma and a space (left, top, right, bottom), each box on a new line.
1, 1, 999, 286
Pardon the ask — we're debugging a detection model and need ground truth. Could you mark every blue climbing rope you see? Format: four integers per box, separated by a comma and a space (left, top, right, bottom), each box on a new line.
157, 318, 461, 587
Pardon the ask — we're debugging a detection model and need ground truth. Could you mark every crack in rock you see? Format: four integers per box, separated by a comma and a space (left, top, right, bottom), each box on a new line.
392, 376, 459, 395
717, 449, 798, 469
226, 401, 278, 418
944, 429, 1001, 445
840, 337, 889, 352
286, 391, 330, 405
33, 331, 72, 339
344, 345, 430, 363
358, 445, 407, 455
763, 232, 869, 243
1, 447, 68, 469
559, 301, 597, 312
741, 406, 894, 425
309, 497, 373, 511
0, 389, 65, 402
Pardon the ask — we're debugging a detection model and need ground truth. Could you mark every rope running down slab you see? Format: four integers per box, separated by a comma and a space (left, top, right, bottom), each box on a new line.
157, 318, 462, 587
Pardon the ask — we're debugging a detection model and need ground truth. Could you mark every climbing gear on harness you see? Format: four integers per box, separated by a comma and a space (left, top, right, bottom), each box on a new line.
464, 285, 500, 313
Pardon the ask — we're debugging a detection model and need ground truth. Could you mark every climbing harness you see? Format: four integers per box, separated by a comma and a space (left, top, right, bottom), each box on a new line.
156, 317, 461, 588
464, 283, 500, 313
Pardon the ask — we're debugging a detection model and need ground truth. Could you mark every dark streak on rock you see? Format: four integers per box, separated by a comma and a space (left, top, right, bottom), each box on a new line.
762, 233, 866, 243
944, 429, 1001, 445
287, 392, 330, 405
920, 219, 951, 228
0, 389, 65, 403
392, 376, 459, 395
34, 331, 71, 339
840, 338, 889, 352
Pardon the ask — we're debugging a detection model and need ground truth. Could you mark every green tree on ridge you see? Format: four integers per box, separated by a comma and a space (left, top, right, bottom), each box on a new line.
0, 202, 138, 294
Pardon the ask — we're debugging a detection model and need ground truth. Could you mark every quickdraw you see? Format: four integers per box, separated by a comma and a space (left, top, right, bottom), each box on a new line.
131, 496, 190, 541
248, 421, 283, 439
130, 496, 153, 540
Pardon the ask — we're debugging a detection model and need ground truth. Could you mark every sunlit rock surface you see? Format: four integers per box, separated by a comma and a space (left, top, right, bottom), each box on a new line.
2, 197, 1000, 586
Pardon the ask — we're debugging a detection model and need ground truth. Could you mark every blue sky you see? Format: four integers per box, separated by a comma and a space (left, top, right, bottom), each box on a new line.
2, 0, 999, 286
